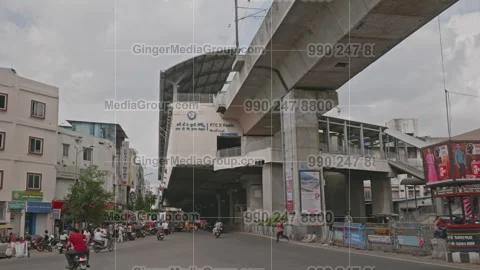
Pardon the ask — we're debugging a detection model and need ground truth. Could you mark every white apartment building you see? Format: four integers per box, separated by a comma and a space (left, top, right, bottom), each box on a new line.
55, 126, 116, 200
0, 68, 59, 236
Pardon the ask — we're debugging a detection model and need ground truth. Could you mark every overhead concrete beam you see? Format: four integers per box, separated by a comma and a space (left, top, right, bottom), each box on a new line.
220, 0, 458, 135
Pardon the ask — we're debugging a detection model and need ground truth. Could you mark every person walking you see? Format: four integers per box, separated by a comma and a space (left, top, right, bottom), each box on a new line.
117, 224, 124, 243
275, 221, 289, 243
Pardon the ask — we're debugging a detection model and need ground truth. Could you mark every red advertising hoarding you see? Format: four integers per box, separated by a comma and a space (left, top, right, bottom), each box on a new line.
423, 141, 480, 185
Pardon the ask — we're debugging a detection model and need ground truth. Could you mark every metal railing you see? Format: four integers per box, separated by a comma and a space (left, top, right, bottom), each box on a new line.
175, 93, 214, 103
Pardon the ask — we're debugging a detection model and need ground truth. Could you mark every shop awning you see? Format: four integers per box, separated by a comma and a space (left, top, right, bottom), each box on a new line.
0, 224, 13, 229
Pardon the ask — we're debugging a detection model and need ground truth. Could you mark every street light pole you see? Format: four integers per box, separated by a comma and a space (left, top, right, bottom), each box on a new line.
234, 0, 239, 51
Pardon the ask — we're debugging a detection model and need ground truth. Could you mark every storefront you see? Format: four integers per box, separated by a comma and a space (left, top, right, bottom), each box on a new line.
8, 191, 53, 236
25, 202, 52, 235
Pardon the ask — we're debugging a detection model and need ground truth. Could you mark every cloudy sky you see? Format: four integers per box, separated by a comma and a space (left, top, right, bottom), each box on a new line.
1, 0, 479, 184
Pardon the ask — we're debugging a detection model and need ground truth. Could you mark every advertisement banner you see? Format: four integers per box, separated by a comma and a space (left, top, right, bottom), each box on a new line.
285, 170, 294, 213
344, 223, 367, 249
451, 142, 480, 179
299, 171, 322, 214
422, 144, 450, 184
423, 141, 480, 184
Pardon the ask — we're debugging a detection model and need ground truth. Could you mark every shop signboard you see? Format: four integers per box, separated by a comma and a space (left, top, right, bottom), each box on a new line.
8, 200, 25, 210
12, 191, 43, 201
52, 209, 61, 220
447, 225, 480, 252
26, 201, 51, 214
299, 170, 322, 214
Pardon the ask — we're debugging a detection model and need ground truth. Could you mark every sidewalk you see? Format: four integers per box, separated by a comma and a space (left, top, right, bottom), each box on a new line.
238, 232, 478, 270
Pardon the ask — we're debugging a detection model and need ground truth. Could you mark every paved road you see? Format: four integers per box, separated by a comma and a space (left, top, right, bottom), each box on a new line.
0, 231, 469, 270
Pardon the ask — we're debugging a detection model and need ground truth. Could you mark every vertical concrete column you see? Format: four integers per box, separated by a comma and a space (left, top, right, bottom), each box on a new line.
243, 175, 263, 211
371, 175, 393, 215
262, 163, 285, 213
346, 179, 366, 220
324, 171, 347, 217
20, 210, 26, 237
281, 89, 338, 222
360, 123, 365, 156
216, 193, 222, 219
228, 190, 234, 224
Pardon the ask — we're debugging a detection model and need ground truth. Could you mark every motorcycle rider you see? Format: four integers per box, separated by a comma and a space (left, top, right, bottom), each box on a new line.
161, 221, 169, 235
93, 228, 107, 248
65, 228, 89, 269
213, 221, 223, 234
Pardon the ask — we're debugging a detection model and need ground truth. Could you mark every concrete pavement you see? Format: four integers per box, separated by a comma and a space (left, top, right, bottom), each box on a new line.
0, 231, 471, 270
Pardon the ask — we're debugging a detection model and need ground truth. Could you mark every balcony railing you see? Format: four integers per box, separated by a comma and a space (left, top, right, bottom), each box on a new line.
175, 93, 214, 103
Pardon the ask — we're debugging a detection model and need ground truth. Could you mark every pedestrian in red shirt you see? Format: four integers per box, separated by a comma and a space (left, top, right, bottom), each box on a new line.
65, 228, 89, 269
276, 221, 289, 243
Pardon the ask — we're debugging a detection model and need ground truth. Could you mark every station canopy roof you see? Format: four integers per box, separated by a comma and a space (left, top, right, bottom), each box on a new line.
161, 49, 236, 100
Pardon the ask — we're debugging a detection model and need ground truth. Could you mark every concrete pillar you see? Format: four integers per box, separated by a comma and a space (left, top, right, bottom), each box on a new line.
379, 129, 385, 159
324, 171, 347, 217
281, 89, 338, 222
20, 210, 25, 237
326, 117, 331, 152
243, 175, 263, 211
262, 163, 285, 213
216, 193, 222, 219
360, 123, 365, 156
228, 190, 234, 224
371, 175, 393, 215
347, 179, 366, 221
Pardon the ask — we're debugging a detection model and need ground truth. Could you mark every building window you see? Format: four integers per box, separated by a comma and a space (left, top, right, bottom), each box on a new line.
0, 132, 5, 150
0, 202, 5, 221
31, 100, 46, 119
62, 143, 69, 157
26, 173, 41, 190
29, 137, 44, 155
0, 170, 3, 189
83, 147, 93, 161
0, 93, 7, 111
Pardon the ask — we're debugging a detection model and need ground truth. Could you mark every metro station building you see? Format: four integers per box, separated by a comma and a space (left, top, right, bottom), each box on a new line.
158, 51, 431, 236
158, 0, 458, 237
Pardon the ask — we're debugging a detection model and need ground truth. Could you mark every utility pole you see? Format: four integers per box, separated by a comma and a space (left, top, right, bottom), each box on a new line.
234, 0, 239, 51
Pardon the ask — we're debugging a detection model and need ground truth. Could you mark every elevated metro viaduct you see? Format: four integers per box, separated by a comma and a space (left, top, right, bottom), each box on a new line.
160, 0, 458, 233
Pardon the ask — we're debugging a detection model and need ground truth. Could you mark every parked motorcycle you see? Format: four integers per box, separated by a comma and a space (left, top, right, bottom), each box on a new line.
147, 227, 157, 236
125, 231, 136, 241
156, 230, 165, 241
135, 229, 145, 238
31, 236, 49, 252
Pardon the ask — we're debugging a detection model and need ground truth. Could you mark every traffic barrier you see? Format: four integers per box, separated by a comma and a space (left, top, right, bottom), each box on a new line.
365, 223, 394, 252
331, 222, 367, 249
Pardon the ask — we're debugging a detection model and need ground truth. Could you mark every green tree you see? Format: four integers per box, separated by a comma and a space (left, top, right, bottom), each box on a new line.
143, 191, 157, 211
134, 192, 145, 211
64, 165, 113, 225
